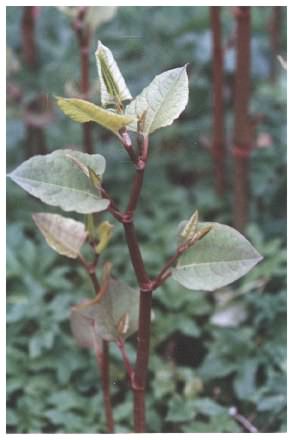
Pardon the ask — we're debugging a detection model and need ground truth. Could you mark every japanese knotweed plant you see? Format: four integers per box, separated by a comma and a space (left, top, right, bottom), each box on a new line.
8, 41, 263, 433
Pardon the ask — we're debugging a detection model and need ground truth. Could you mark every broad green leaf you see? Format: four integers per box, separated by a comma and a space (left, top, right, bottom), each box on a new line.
70, 278, 139, 343
32, 213, 87, 259
8, 149, 109, 214
95, 40, 132, 107
172, 222, 263, 291
56, 97, 135, 135
125, 65, 189, 134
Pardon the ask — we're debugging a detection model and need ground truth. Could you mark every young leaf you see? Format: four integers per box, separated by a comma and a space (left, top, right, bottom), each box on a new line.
32, 213, 87, 259
95, 221, 114, 254
56, 97, 135, 135
71, 278, 139, 342
125, 65, 189, 134
172, 222, 263, 291
8, 149, 110, 214
95, 40, 132, 107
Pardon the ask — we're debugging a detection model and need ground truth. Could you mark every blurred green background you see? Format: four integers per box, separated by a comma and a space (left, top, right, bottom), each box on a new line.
6, 6, 286, 433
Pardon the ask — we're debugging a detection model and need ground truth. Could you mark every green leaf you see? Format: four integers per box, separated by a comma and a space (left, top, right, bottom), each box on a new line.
95, 40, 132, 107
56, 97, 135, 135
32, 213, 87, 259
70, 278, 139, 344
172, 222, 263, 291
233, 359, 258, 401
8, 149, 110, 214
125, 65, 189, 134
166, 396, 197, 423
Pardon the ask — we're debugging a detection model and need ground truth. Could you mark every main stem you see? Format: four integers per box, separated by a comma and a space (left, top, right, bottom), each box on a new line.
119, 137, 153, 432
123, 222, 153, 433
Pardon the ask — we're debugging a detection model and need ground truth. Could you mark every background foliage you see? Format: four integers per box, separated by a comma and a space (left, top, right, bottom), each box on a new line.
6, 6, 286, 433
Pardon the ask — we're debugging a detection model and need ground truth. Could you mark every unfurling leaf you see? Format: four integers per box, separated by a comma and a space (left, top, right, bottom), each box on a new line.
125, 65, 189, 134
32, 213, 87, 259
180, 210, 199, 240
95, 40, 132, 108
8, 149, 109, 214
172, 222, 263, 291
116, 313, 130, 336
56, 97, 135, 135
95, 221, 114, 254
70, 278, 139, 343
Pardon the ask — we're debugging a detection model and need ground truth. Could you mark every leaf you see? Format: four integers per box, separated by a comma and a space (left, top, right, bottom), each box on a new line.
32, 213, 87, 259
70, 278, 139, 344
95, 40, 132, 107
125, 65, 189, 134
8, 149, 110, 214
172, 222, 263, 291
56, 97, 135, 135
233, 359, 258, 401
70, 302, 102, 350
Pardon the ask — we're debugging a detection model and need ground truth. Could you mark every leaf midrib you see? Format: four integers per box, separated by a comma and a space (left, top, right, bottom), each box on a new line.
145, 67, 186, 131
11, 174, 102, 200
177, 255, 261, 269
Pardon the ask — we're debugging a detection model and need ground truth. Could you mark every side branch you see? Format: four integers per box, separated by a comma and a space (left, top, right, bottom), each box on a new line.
152, 226, 213, 290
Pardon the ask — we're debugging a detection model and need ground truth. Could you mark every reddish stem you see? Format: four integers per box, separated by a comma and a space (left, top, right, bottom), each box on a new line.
100, 340, 115, 433
21, 7, 37, 68
233, 6, 251, 232
114, 135, 153, 432
116, 338, 135, 382
269, 7, 282, 83
210, 6, 225, 196
74, 7, 93, 154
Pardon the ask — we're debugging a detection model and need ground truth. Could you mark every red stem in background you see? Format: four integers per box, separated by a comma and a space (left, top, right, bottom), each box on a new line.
210, 6, 225, 196
21, 7, 48, 157
233, 7, 251, 232
268, 6, 282, 83
74, 7, 94, 154
21, 7, 37, 68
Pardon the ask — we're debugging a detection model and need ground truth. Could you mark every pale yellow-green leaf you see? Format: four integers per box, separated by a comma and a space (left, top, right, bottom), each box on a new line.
95, 40, 132, 107
32, 213, 87, 259
125, 65, 189, 134
56, 97, 135, 135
